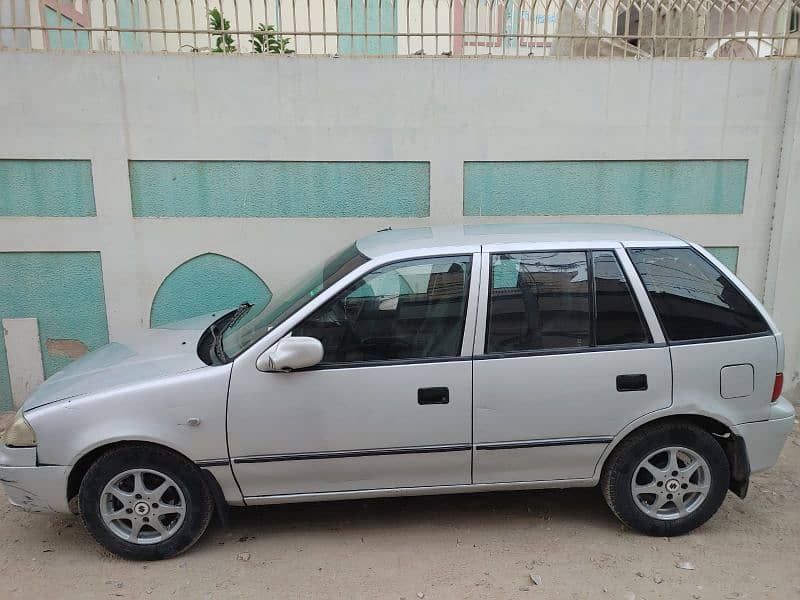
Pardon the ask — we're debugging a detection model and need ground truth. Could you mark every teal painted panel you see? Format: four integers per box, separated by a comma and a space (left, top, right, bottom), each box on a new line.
337, 0, 397, 55
0, 160, 96, 217
0, 252, 108, 411
492, 256, 519, 289
463, 160, 747, 216
130, 161, 429, 218
45, 7, 90, 50
706, 246, 739, 273
502, 2, 520, 50
117, 0, 142, 52
151, 253, 272, 327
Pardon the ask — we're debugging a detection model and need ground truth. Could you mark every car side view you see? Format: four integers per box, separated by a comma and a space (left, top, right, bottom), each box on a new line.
0, 223, 794, 560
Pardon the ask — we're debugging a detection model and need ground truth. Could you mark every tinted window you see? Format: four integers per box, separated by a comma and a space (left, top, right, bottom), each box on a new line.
487, 252, 590, 353
593, 250, 649, 345
294, 256, 472, 364
629, 247, 769, 342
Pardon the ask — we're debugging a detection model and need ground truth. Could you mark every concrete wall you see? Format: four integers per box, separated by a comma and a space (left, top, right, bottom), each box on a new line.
0, 53, 798, 409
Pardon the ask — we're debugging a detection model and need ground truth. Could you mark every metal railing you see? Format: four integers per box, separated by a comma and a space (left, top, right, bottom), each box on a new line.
1, 0, 798, 57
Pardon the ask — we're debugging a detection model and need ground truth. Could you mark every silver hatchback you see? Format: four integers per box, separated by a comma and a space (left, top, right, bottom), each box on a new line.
0, 224, 794, 560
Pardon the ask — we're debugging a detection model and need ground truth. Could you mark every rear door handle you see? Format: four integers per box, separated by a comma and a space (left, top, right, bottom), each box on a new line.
616, 374, 648, 392
418, 387, 449, 405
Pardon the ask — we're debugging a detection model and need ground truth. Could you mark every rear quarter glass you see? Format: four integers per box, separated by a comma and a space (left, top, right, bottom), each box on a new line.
626, 247, 770, 343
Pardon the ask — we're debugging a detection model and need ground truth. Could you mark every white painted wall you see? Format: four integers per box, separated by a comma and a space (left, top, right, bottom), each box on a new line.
2, 318, 44, 408
765, 60, 800, 401
0, 53, 798, 402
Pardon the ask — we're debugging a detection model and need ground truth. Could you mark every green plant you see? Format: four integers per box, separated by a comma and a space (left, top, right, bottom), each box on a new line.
209, 8, 236, 53
251, 23, 293, 54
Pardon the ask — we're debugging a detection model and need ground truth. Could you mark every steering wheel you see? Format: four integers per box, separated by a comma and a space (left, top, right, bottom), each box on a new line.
358, 337, 415, 360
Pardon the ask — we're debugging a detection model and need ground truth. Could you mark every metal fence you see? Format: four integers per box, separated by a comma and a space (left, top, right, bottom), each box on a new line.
1, 0, 799, 57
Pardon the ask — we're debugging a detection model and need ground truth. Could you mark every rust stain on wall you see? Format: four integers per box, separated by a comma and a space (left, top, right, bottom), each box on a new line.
45, 339, 89, 360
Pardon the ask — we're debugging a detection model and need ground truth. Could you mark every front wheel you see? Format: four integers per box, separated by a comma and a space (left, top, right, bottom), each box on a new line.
79, 444, 214, 560
601, 422, 730, 536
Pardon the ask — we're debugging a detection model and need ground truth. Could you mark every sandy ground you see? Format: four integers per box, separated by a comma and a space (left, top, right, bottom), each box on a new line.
1, 425, 798, 600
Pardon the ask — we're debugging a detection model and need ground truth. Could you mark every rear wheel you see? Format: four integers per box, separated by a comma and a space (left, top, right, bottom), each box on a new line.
79, 444, 213, 560
601, 422, 730, 536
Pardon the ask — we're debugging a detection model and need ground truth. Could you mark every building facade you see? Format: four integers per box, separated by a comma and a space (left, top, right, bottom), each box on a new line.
1, 52, 799, 411
2, 0, 799, 57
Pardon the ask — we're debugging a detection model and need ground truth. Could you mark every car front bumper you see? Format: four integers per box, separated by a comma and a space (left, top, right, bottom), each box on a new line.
0, 444, 71, 514
733, 397, 796, 473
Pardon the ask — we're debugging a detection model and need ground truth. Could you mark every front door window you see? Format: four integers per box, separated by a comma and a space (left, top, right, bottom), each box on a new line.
294, 255, 472, 364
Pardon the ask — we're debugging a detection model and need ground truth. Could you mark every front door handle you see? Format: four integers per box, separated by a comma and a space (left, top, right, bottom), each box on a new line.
616, 374, 648, 392
418, 387, 449, 405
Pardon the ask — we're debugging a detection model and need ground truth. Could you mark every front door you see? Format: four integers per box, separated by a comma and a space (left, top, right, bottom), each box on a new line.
227, 253, 478, 499
473, 247, 672, 483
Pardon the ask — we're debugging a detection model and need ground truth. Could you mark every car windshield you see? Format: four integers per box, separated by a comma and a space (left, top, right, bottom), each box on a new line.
221, 243, 369, 358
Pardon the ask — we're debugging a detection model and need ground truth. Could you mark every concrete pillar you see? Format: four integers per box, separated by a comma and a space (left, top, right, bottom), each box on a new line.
2, 318, 45, 408
765, 62, 800, 403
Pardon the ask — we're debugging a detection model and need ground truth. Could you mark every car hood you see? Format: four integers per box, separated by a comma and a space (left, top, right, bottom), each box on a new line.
22, 310, 230, 412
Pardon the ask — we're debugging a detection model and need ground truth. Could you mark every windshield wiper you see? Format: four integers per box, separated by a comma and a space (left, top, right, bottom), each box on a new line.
209, 324, 226, 363
224, 302, 253, 332
210, 303, 253, 363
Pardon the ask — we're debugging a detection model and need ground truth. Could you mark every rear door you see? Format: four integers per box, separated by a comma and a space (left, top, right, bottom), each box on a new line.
472, 243, 672, 484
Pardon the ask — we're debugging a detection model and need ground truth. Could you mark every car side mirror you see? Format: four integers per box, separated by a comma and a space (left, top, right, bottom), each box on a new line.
256, 336, 324, 372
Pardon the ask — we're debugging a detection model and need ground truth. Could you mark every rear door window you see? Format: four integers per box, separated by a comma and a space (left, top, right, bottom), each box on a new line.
485, 250, 649, 354
593, 250, 650, 345
628, 247, 769, 342
487, 251, 590, 353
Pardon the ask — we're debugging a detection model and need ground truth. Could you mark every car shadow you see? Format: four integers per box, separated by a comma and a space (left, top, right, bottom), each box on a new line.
204, 486, 620, 541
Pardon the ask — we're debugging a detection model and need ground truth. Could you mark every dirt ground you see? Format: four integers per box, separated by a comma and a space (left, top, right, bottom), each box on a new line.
1, 425, 798, 600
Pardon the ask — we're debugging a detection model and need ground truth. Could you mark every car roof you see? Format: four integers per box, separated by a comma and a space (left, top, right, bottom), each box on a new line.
356, 223, 684, 258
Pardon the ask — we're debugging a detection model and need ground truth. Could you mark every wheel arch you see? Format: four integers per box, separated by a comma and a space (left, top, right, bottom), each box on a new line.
596, 413, 750, 498
66, 440, 198, 512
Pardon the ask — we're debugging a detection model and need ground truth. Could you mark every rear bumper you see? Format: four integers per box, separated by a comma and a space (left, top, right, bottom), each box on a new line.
0, 443, 71, 514
732, 397, 796, 473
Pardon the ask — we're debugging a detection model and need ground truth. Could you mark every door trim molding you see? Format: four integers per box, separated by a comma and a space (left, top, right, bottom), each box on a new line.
242, 477, 598, 505
299, 355, 473, 372
473, 342, 666, 361
222, 436, 614, 466
475, 436, 613, 451
232, 443, 472, 464
195, 458, 231, 467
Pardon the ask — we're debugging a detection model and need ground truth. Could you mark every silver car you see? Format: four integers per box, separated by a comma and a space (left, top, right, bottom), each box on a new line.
0, 224, 794, 560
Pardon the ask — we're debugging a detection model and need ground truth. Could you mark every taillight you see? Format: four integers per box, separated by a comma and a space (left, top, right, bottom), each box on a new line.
772, 373, 784, 402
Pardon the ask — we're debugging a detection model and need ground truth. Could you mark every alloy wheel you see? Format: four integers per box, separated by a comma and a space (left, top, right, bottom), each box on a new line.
99, 468, 187, 545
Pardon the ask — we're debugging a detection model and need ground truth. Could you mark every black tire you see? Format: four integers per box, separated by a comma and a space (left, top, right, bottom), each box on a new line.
79, 444, 214, 560
601, 421, 730, 536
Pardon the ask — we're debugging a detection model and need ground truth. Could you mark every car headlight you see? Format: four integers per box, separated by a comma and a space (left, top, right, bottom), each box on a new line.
1, 408, 37, 447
